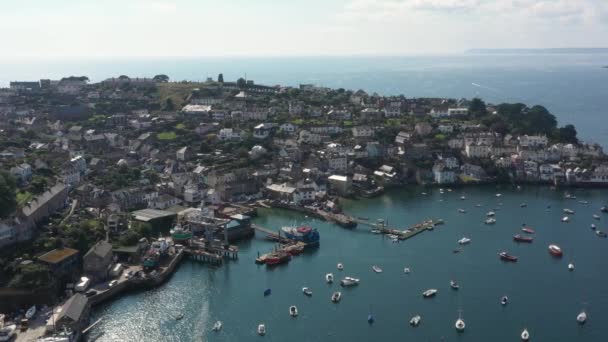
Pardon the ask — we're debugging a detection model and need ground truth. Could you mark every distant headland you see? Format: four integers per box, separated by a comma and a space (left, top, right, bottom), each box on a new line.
467, 48, 608, 54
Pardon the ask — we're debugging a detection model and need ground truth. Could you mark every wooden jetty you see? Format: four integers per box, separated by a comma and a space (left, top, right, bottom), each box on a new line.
268, 201, 357, 228
186, 249, 223, 265
251, 224, 294, 243
186, 240, 239, 265
357, 218, 444, 241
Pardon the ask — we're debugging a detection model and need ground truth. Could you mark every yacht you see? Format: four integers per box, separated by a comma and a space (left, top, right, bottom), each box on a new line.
325, 273, 334, 283
593, 214, 600, 220
562, 216, 570, 222
458, 208, 467, 213
458, 237, 471, 245
501, 296, 509, 306
409, 315, 422, 326
403, 267, 411, 274
521, 328, 530, 341
487, 211, 496, 217
337, 263, 344, 270
568, 263, 575, 271
257, 324, 266, 336
450, 280, 460, 290
372, 265, 383, 273
563, 208, 575, 214
340, 277, 360, 287
289, 306, 298, 317
331, 291, 342, 303
485, 218, 496, 225
548, 244, 563, 257
596, 230, 607, 238
422, 289, 438, 298
0, 325, 16, 342
496, 193, 502, 197
455, 312, 466, 332
212, 321, 223, 332
302, 287, 312, 296
577, 310, 587, 324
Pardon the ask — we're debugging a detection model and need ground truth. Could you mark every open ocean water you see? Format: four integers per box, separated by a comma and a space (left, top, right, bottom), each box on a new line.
90, 186, 608, 341
1, 54, 607, 146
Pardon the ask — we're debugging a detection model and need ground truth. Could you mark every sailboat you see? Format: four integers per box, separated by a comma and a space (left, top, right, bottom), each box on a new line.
577, 310, 587, 324
521, 328, 530, 341
455, 310, 465, 332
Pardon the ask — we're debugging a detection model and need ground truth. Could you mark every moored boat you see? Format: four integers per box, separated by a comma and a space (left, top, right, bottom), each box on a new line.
403, 267, 411, 274
548, 244, 563, 257
521, 328, 530, 341
372, 265, 383, 273
337, 263, 344, 270
562, 216, 569, 222
289, 305, 298, 317
422, 289, 438, 298
281, 226, 320, 246
450, 280, 459, 290
458, 208, 466, 213
520, 203, 527, 208
257, 324, 266, 336
485, 218, 497, 225
568, 263, 575, 271
596, 230, 607, 238
513, 234, 533, 243
499, 251, 518, 262
577, 310, 587, 324
455, 311, 465, 332
325, 273, 334, 283
0, 325, 17, 342
263, 288, 272, 296
593, 214, 600, 220
367, 313, 374, 324
487, 211, 496, 217
409, 315, 421, 326
501, 296, 509, 305
331, 291, 341, 303
265, 252, 291, 266
212, 321, 222, 332
25, 305, 36, 319
302, 287, 312, 296
601, 206, 608, 213
591, 223, 597, 230
563, 208, 575, 214
458, 237, 471, 245
521, 224, 535, 234
340, 277, 360, 287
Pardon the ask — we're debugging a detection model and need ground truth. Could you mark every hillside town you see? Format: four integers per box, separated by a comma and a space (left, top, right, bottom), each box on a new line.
0, 74, 606, 340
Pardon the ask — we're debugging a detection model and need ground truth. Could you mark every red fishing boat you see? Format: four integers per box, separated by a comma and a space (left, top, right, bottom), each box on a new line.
499, 251, 518, 262
265, 252, 291, 266
513, 234, 533, 243
548, 244, 563, 257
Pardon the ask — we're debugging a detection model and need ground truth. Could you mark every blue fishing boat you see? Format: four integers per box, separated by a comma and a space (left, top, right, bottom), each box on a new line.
281, 226, 320, 246
263, 288, 271, 296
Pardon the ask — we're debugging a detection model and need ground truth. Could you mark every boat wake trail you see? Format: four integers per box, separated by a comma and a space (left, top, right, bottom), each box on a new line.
471, 82, 500, 92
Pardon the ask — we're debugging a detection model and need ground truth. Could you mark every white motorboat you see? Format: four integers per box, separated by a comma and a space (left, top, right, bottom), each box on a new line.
331, 291, 341, 303
487, 211, 496, 217
496, 193, 502, 197
340, 277, 360, 287
501, 296, 509, 306
485, 218, 496, 225
212, 321, 222, 332
403, 267, 411, 274
577, 310, 587, 324
0, 325, 16, 342
372, 265, 383, 273
325, 273, 334, 283
593, 214, 600, 220
562, 216, 570, 222
476, 203, 482, 207
455, 312, 466, 332
450, 280, 460, 290
289, 305, 298, 317
568, 263, 575, 271
460, 196, 466, 200
371, 229, 382, 234
458, 237, 471, 245
563, 208, 575, 214
337, 263, 344, 270
458, 208, 466, 213
302, 287, 313, 296
591, 223, 597, 230
422, 289, 438, 298
25, 305, 36, 319
257, 324, 266, 336
521, 328, 530, 341
520, 203, 527, 208
409, 315, 421, 326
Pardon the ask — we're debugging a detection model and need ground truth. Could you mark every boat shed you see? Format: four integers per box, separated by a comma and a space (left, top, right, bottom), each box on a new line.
131, 208, 177, 233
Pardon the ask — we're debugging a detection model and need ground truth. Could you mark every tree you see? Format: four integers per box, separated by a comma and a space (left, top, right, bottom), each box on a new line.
153, 74, 169, 83
218, 73, 224, 83
165, 98, 175, 110
8, 263, 52, 289
30, 175, 48, 195
556, 124, 578, 144
0, 172, 17, 219
237, 77, 247, 89
468, 98, 487, 117
118, 75, 130, 80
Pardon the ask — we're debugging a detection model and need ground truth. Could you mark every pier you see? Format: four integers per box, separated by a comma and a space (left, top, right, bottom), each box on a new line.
356, 218, 444, 241
267, 201, 357, 228
252, 224, 294, 243
187, 240, 239, 262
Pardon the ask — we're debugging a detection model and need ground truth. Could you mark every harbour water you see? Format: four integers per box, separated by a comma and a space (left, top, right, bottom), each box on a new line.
90, 186, 608, 341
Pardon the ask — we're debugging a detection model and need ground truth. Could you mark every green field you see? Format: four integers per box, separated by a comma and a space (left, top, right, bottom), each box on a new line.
17, 191, 33, 207
157, 131, 177, 140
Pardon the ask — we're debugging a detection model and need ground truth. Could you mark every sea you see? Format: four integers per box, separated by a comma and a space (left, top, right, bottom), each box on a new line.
0, 53, 607, 146
89, 186, 608, 342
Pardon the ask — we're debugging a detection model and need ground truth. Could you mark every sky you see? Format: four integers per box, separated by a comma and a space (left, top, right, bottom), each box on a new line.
1, 0, 607, 58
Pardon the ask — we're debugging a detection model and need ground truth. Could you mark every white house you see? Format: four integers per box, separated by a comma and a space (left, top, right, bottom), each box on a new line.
218, 128, 242, 141
327, 153, 348, 172
280, 123, 297, 133
352, 126, 374, 138
448, 108, 469, 116
149, 194, 181, 210
518, 135, 548, 148
298, 130, 322, 145
438, 125, 454, 134
433, 163, 457, 184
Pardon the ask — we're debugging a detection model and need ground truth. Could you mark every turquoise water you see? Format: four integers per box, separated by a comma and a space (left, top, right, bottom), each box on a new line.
90, 186, 608, 341
1, 54, 607, 146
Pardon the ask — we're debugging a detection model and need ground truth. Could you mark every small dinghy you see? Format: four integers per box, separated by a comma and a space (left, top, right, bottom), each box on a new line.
485, 218, 496, 225
337, 263, 344, 270
591, 223, 597, 230
520, 203, 527, 208
367, 313, 375, 324
302, 287, 312, 296
212, 321, 222, 332
422, 289, 438, 298
455, 311, 466, 332
487, 211, 496, 217
331, 291, 341, 303
372, 265, 383, 273
403, 267, 411, 274
289, 305, 298, 317
593, 214, 600, 220
450, 280, 460, 290
458, 237, 471, 245
458, 208, 466, 213
521, 328, 530, 341
568, 263, 575, 271
340, 277, 360, 287
501, 296, 509, 306
596, 230, 607, 238
562, 216, 570, 223
257, 324, 266, 336
409, 315, 421, 326
577, 310, 587, 324
325, 273, 334, 283
263, 288, 272, 296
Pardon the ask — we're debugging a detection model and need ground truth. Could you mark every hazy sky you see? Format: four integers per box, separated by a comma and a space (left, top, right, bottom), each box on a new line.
2, 0, 607, 58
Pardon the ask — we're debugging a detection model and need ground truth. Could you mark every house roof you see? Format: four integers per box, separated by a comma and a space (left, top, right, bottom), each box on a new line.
131, 208, 176, 222
38, 247, 79, 265
61, 293, 89, 322
84, 241, 113, 260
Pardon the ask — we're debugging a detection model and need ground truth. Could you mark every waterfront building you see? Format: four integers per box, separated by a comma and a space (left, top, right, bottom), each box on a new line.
83, 241, 114, 282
